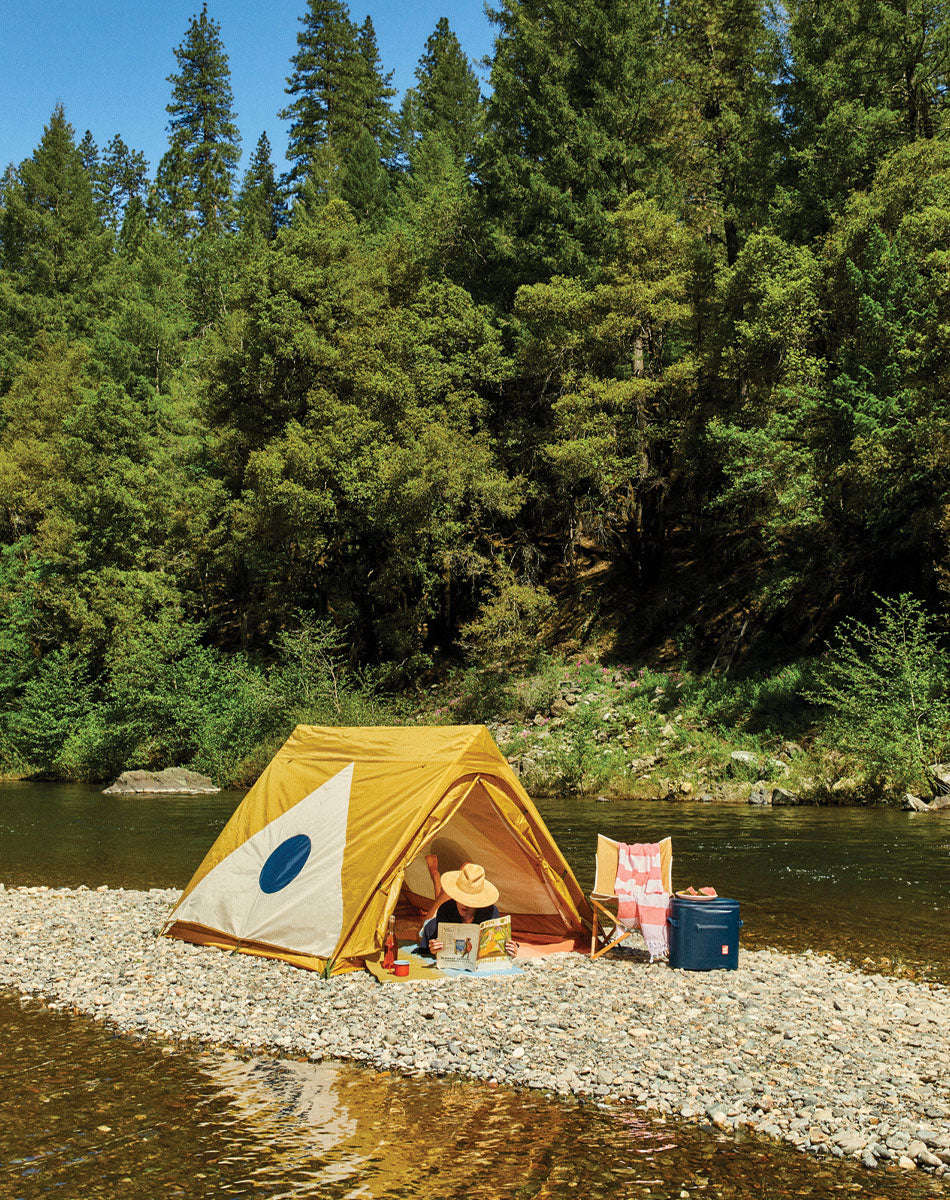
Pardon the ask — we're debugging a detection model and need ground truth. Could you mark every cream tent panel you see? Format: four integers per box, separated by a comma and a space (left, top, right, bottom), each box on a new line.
171, 764, 353, 958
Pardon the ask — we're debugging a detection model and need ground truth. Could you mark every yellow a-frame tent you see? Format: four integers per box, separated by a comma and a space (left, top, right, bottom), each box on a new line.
165, 725, 592, 974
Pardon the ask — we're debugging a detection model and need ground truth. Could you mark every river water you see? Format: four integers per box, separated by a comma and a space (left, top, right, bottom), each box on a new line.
1, 782, 948, 1199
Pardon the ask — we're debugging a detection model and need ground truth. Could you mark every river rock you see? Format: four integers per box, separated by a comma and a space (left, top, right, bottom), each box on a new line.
909, 1140, 942, 1167
749, 783, 772, 805
903, 792, 950, 813
834, 1130, 866, 1155
102, 768, 220, 795
771, 788, 802, 807
1, 887, 947, 1180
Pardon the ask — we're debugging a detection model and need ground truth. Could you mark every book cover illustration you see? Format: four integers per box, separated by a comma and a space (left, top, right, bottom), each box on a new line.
435, 915, 513, 972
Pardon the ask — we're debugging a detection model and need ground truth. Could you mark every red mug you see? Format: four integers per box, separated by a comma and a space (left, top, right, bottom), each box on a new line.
393, 960, 409, 977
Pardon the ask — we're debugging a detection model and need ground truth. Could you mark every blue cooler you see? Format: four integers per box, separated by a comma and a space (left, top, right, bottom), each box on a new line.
667, 894, 742, 970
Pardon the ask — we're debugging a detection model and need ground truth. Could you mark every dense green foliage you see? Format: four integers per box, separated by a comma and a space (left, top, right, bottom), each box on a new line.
808, 594, 950, 789
3, 1, 950, 793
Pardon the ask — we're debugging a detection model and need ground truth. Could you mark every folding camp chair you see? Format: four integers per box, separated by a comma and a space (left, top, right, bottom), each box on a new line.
589, 834, 672, 960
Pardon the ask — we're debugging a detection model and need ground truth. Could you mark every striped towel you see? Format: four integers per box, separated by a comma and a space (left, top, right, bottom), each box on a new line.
615, 842, 670, 960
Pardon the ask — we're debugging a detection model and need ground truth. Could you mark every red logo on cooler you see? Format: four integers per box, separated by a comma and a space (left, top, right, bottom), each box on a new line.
721, 944, 729, 954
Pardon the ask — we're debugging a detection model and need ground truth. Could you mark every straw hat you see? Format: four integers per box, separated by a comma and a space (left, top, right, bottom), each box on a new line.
440, 862, 499, 908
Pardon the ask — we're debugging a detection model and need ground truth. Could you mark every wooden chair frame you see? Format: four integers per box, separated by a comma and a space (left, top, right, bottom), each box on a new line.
589, 835, 672, 960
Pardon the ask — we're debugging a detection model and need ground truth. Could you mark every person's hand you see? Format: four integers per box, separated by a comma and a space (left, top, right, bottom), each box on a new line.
505, 940, 519, 957
429, 938, 444, 953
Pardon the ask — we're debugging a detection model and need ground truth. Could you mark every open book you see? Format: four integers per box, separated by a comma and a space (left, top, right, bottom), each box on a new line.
436, 914, 514, 972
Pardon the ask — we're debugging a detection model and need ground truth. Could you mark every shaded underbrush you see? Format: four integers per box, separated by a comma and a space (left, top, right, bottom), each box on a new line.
3, 596, 947, 805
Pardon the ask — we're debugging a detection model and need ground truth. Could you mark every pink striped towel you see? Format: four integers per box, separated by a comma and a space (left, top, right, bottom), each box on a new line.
615, 842, 671, 960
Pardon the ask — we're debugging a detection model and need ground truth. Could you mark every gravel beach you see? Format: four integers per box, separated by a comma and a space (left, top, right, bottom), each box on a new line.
1, 884, 947, 1179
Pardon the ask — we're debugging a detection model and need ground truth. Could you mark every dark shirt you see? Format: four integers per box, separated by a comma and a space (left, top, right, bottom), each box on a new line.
418, 899, 499, 955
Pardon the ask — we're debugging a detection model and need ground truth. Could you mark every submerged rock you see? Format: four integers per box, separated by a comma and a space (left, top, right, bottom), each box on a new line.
102, 768, 219, 796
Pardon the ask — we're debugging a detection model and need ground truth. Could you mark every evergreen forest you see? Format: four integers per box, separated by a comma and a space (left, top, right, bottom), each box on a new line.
4, 0, 950, 798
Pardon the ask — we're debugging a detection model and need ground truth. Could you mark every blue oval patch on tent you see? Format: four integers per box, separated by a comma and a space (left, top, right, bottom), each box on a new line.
259, 834, 312, 893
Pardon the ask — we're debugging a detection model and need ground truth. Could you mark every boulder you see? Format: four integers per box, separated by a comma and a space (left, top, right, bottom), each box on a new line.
102, 768, 219, 796
771, 787, 802, 807
749, 783, 772, 806
926, 762, 950, 794
903, 792, 950, 813
730, 750, 759, 768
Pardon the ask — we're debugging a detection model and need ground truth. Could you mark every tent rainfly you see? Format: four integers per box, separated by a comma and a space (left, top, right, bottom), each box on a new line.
164, 725, 593, 974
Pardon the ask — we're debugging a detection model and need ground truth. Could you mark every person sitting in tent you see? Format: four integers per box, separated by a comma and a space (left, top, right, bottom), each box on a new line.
417, 861, 519, 957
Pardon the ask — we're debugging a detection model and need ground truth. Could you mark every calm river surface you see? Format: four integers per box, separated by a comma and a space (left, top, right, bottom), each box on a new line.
1, 781, 948, 1199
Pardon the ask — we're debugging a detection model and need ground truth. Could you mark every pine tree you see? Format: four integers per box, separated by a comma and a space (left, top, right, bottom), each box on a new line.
661, 0, 781, 266
412, 18, 482, 169
281, 0, 363, 187
781, 0, 950, 240
513, 195, 697, 583
98, 135, 149, 233
0, 104, 110, 370
354, 15, 397, 155
117, 195, 149, 255
78, 130, 99, 176
151, 141, 190, 240
155, 3, 241, 237
340, 127, 389, 224
477, 0, 666, 289
237, 133, 287, 240
281, 0, 395, 197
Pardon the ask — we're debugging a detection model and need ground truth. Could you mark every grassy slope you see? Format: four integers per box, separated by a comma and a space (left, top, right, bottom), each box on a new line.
407, 652, 888, 804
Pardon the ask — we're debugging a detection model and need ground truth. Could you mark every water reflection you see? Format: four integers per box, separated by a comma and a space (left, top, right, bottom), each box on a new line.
0, 780, 240, 892
3, 994, 946, 1200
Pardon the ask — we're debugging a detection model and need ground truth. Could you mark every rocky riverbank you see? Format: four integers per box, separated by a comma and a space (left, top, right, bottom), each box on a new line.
1, 885, 947, 1180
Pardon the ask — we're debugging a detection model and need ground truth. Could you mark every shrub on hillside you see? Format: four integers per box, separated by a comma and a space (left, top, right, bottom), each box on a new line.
808, 594, 950, 793
460, 566, 555, 669
2, 614, 391, 785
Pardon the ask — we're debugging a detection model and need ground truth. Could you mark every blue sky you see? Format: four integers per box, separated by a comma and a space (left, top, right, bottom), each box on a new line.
1, 1, 496, 175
